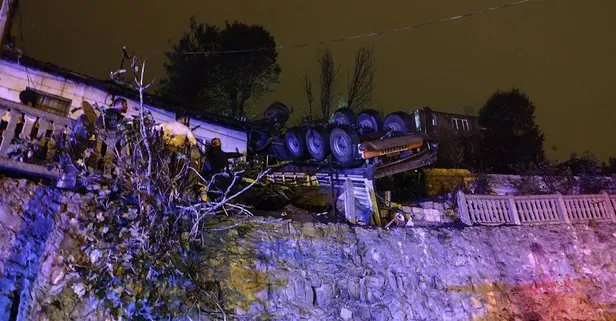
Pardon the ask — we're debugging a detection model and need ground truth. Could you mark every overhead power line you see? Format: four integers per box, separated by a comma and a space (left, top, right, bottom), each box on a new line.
170, 0, 536, 56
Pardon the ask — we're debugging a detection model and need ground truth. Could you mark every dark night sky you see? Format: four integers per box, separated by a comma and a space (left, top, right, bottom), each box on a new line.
14, 0, 616, 161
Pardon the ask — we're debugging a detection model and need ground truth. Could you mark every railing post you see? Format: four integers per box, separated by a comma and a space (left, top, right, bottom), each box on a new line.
555, 192, 570, 224
507, 195, 521, 225
344, 178, 358, 224
457, 191, 472, 225
0, 110, 18, 156
601, 191, 616, 223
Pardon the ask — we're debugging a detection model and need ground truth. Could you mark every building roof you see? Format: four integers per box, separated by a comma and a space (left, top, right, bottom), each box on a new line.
416, 106, 479, 119
0, 50, 252, 131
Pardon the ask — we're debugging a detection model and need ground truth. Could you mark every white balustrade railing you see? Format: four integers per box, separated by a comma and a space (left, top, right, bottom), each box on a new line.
458, 191, 616, 226
0, 97, 73, 178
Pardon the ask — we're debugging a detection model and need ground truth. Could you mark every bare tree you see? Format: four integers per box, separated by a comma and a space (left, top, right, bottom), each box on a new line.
346, 47, 375, 111
305, 74, 314, 120
317, 49, 338, 118
110, 47, 155, 194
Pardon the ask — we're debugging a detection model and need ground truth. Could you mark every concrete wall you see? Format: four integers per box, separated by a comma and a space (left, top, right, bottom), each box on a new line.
0, 60, 247, 153
1, 176, 615, 320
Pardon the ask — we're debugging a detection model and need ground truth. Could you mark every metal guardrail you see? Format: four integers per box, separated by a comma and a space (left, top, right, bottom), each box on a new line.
457, 191, 616, 225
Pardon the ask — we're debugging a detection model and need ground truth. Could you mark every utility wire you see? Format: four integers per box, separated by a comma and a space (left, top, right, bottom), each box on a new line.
169, 0, 535, 56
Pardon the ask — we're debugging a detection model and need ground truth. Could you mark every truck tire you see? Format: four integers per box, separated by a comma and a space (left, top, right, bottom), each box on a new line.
331, 108, 357, 126
384, 111, 415, 135
329, 125, 360, 167
264, 102, 291, 125
357, 109, 383, 135
284, 127, 308, 160
306, 127, 330, 161
269, 138, 291, 161
249, 129, 270, 152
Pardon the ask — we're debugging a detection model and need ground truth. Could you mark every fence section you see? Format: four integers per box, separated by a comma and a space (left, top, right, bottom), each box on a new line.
458, 191, 616, 226
0, 97, 73, 179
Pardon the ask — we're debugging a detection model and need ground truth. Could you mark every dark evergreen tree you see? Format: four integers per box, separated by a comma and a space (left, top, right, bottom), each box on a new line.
159, 18, 281, 118
479, 89, 544, 173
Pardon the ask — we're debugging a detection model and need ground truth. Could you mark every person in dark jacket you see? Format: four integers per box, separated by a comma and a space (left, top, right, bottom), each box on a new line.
95, 98, 128, 130
205, 137, 245, 173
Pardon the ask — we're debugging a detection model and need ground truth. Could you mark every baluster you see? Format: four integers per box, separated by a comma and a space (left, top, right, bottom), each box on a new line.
539, 199, 549, 221
575, 198, 583, 221
481, 199, 490, 223
595, 197, 606, 219
581, 198, 591, 220
36, 119, 50, 139
533, 199, 543, 222
19, 115, 37, 140
485, 199, 495, 223
602, 191, 616, 223
518, 200, 527, 222
528, 199, 537, 222
494, 199, 502, 222
567, 199, 575, 221
589, 197, 600, 219
549, 199, 558, 220
476, 199, 485, 223
497, 199, 504, 222
46, 122, 61, 162
501, 199, 509, 223
508, 196, 520, 225
0, 110, 19, 156
537, 199, 546, 221
555, 193, 571, 224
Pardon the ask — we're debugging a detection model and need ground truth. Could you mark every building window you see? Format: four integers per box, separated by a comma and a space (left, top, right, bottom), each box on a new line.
451, 118, 470, 131
25, 87, 72, 117
461, 119, 470, 131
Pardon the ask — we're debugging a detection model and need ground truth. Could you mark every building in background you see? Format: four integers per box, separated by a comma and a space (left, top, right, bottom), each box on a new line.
413, 106, 482, 137
0, 51, 249, 153
413, 106, 483, 170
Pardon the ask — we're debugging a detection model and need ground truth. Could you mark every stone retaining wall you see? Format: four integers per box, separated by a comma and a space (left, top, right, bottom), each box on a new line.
201, 218, 616, 320
1, 177, 615, 320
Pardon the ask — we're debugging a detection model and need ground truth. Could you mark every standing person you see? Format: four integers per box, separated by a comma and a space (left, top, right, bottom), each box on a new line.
156, 113, 198, 181
95, 97, 129, 172
201, 137, 246, 201
157, 113, 197, 150
96, 97, 128, 130
204, 137, 245, 173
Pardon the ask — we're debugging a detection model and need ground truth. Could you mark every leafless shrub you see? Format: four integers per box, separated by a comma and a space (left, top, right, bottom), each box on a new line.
41, 50, 267, 320
305, 73, 314, 120
317, 49, 339, 118
346, 47, 375, 111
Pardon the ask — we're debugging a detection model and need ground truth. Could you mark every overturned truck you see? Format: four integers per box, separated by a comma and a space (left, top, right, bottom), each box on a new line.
248, 103, 438, 225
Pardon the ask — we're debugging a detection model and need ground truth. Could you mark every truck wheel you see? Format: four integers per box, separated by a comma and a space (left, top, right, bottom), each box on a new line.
264, 102, 291, 125
329, 125, 360, 167
269, 138, 291, 161
249, 129, 269, 152
384, 111, 415, 135
331, 108, 357, 126
306, 127, 330, 161
284, 127, 308, 160
357, 109, 383, 135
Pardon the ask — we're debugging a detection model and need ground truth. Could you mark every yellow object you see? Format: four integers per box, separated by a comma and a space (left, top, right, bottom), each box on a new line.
423, 168, 473, 196
157, 121, 197, 147
198, 182, 209, 202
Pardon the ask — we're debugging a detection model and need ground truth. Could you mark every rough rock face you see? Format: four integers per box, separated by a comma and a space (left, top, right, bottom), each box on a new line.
0, 177, 615, 320
0, 177, 90, 320
202, 219, 616, 320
